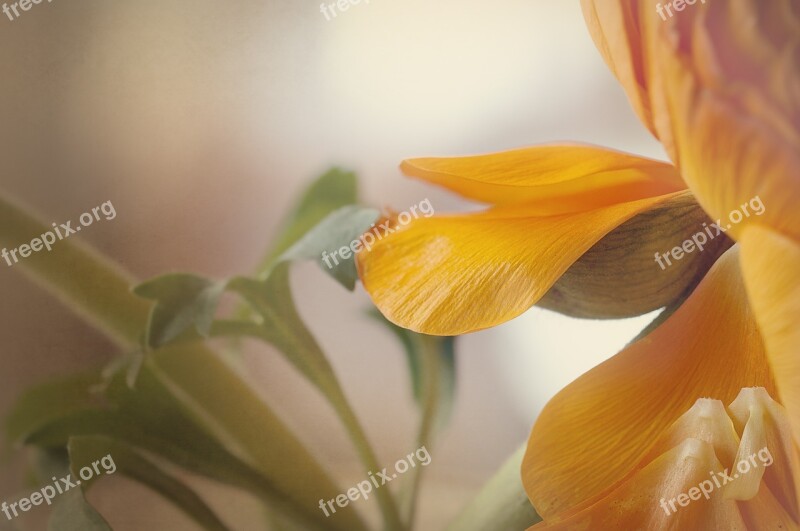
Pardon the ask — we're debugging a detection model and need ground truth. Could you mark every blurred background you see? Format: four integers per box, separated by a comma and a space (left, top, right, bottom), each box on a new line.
0, 0, 666, 529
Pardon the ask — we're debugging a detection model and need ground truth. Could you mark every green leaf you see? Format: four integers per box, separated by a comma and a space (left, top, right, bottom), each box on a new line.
228, 264, 340, 394
145, 346, 370, 531
32, 447, 71, 483
277, 205, 379, 291
258, 168, 358, 272
229, 266, 404, 531
5, 370, 106, 449
68, 436, 230, 531
48, 489, 112, 531
0, 192, 369, 531
17, 358, 366, 531
134, 274, 226, 349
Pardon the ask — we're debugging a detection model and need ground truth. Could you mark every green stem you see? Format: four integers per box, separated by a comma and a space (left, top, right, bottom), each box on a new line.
445, 444, 541, 531
0, 193, 368, 531
211, 322, 404, 531
0, 195, 150, 346
329, 387, 406, 531
400, 336, 440, 527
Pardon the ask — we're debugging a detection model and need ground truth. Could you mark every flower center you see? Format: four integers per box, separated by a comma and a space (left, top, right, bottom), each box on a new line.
645, 387, 798, 524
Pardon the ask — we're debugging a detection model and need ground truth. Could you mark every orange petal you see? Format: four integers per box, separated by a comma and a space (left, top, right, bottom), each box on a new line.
357, 192, 680, 335
644, 0, 800, 242
530, 392, 799, 529
579, 1, 657, 139
400, 144, 685, 213
582, 1, 800, 237
740, 225, 800, 509
522, 246, 777, 518
529, 439, 750, 530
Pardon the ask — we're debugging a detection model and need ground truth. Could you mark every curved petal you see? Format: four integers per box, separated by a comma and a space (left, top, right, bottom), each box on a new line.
357, 192, 681, 335
522, 246, 777, 518
583, 1, 800, 239
529, 438, 798, 531
727, 388, 799, 519
580, 1, 658, 139
740, 225, 800, 510
530, 439, 749, 530
643, 0, 800, 242
530, 391, 799, 529
400, 144, 685, 212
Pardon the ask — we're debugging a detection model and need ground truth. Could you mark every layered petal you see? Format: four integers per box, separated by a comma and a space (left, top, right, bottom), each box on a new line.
529, 439, 751, 530
522, 246, 777, 517
727, 388, 798, 518
584, 0, 800, 241
740, 225, 800, 509
530, 392, 799, 530
357, 191, 681, 335
648, 0, 800, 242
401, 144, 685, 213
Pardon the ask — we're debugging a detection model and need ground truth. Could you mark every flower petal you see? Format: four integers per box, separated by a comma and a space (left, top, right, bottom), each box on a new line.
579, 1, 657, 139
522, 246, 777, 518
583, 1, 800, 238
727, 387, 798, 519
530, 392, 799, 529
529, 439, 750, 530
645, 0, 800, 241
740, 225, 800, 510
357, 192, 681, 335
400, 144, 685, 212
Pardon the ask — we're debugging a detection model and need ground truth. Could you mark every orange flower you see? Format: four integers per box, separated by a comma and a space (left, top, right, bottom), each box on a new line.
357, 0, 799, 527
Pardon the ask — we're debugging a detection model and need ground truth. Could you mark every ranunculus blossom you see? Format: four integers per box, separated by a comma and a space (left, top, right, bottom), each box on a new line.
356, 1, 799, 527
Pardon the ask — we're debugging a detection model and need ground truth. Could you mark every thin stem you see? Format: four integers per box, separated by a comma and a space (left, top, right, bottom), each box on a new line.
330, 388, 406, 531
400, 335, 440, 527
0, 193, 369, 531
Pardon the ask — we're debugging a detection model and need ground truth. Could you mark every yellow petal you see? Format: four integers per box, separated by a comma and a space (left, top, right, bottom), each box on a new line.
357, 192, 680, 335
522, 246, 777, 518
400, 144, 685, 213
740, 225, 800, 510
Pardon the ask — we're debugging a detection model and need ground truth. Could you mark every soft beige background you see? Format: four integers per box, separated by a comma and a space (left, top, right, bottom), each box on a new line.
0, 1, 665, 529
